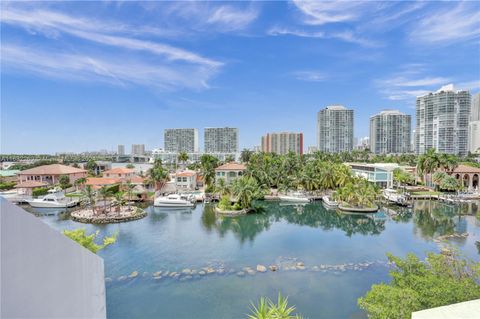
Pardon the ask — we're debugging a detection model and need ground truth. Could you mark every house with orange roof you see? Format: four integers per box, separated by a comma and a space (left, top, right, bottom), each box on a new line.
17, 164, 87, 187
215, 162, 246, 184
85, 177, 122, 190
448, 164, 480, 191
103, 167, 135, 179
175, 170, 197, 190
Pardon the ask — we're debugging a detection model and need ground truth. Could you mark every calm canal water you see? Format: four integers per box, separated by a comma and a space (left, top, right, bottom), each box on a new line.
25, 200, 480, 319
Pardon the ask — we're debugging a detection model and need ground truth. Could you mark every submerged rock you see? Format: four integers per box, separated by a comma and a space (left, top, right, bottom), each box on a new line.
129, 271, 139, 278
105, 277, 112, 283
206, 267, 216, 274
154, 276, 162, 280
198, 271, 206, 276
269, 265, 278, 272
310, 266, 320, 272
180, 275, 193, 281
182, 268, 192, 275
153, 271, 162, 277
256, 265, 267, 273
236, 271, 245, 277
117, 276, 127, 281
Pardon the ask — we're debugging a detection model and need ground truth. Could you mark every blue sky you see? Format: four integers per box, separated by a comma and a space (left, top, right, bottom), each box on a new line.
1, 1, 479, 154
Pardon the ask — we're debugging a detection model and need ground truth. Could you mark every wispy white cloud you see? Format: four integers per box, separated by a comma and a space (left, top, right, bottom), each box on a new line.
292, 70, 328, 82
267, 26, 380, 47
206, 5, 259, 31
0, 5, 223, 90
410, 2, 480, 45
1, 44, 216, 90
291, 0, 371, 25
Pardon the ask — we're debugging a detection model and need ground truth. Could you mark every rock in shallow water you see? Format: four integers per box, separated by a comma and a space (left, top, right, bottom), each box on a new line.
269, 265, 278, 272
256, 265, 267, 273
129, 271, 139, 278
236, 271, 245, 277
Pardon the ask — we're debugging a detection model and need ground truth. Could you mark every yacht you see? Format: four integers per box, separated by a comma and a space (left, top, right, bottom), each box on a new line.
278, 192, 310, 203
154, 194, 196, 208
26, 189, 79, 208
383, 189, 408, 206
322, 195, 339, 209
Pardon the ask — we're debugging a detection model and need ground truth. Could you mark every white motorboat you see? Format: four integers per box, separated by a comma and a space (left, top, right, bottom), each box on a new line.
26, 189, 78, 208
278, 192, 310, 203
322, 195, 339, 208
154, 194, 195, 208
383, 189, 408, 206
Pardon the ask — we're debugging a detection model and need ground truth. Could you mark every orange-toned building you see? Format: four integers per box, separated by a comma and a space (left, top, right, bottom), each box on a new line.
103, 168, 135, 179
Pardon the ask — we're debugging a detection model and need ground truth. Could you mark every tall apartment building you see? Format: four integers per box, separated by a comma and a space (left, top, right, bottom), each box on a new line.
117, 145, 125, 156
415, 84, 471, 156
469, 93, 480, 154
204, 127, 238, 153
164, 128, 199, 153
369, 110, 411, 154
131, 144, 145, 156
261, 132, 303, 155
317, 105, 354, 153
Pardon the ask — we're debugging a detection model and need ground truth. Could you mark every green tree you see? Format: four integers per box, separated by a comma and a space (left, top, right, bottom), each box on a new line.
231, 176, 265, 209
440, 176, 461, 192
58, 175, 71, 190
240, 149, 254, 163
98, 185, 112, 214
126, 163, 135, 169
82, 185, 96, 213
74, 177, 86, 191
225, 154, 235, 163
358, 252, 480, 319
63, 229, 117, 254
200, 154, 219, 191
248, 293, 303, 319
177, 151, 189, 169
215, 178, 231, 196
86, 159, 97, 175
124, 181, 135, 210
149, 159, 169, 191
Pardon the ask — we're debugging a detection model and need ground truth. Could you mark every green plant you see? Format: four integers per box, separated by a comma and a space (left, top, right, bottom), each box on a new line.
0, 181, 16, 190
248, 293, 304, 319
32, 187, 49, 197
58, 175, 71, 190
358, 252, 480, 319
126, 163, 135, 169
63, 229, 117, 254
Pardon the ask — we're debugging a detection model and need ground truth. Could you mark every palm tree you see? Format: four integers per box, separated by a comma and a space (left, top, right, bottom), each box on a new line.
125, 181, 135, 211
149, 159, 169, 192
215, 178, 231, 196
240, 149, 254, 163
74, 177, 86, 191
178, 151, 189, 170
113, 192, 126, 213
98, 186, 112, 214
417, 148, 441, 186
82, 185, 96, 213
231, 176, 264, 209
200, 154, 219, 192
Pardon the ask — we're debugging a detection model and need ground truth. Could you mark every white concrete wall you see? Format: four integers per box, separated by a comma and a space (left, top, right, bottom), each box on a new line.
1, 199, 106, 319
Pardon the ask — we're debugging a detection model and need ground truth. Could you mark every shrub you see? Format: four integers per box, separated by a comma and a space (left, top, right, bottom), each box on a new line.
0, 181, 16, 190
63, 229, 117, 254
32, 187, 49, 197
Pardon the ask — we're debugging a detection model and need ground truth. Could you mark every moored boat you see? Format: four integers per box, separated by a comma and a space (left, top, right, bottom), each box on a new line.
154, 194, 195, 208
278, 192, 310, 203
26, 189, 79, 208
383, 188, 409, 206
322, 195, 338, 208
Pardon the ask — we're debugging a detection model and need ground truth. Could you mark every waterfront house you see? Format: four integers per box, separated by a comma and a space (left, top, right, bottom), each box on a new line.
215, 163, 246, 184
85, 177, 122, 190
175, 170, 197, 190
103, 167, 135, 179
449, 165, 480, 191
16, 164, 87, 187
14, 181, 49, 195
347, 163, 398, 189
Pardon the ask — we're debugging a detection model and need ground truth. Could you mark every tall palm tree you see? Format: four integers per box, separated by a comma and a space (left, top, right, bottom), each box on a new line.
232, 176, 264, 209
149, 159, 169, 192
98, 186, 112, 214
200, 154, 219, 191
215, 178, 231, 196
74, 177, 86, 191
125, 181, 135, 211
82, 185, 96, 213
177, 152, 189, 170
417, 148, 441, 186
240, 149, 254, 163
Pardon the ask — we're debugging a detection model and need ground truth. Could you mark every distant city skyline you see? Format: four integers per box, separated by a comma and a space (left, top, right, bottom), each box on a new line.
1, 1, 479, 153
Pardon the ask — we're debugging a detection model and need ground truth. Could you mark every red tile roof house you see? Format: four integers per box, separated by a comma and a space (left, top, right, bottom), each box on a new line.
215, 163, 246, 184
102, 168, 135, 179
175, 170, 197, 190
15, 164, 87, 195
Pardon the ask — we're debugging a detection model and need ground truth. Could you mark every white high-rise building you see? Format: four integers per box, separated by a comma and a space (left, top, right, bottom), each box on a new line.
117, 145, 125, 156
131, 144, 145, 156
317, 105, 354, 153
204, 127, 239, 153
369, 110, 411, 154
261, 132, 303, 155
164, 128, 199, 153
416, 84, 471, 156
469, 93, 480, 154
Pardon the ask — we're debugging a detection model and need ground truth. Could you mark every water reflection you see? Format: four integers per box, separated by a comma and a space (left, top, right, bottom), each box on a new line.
201, 202, 386, 242
412, 200, 471, 240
